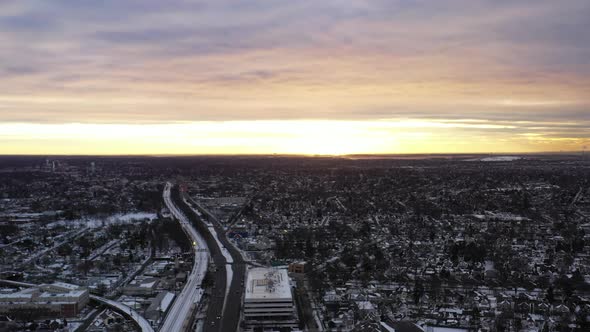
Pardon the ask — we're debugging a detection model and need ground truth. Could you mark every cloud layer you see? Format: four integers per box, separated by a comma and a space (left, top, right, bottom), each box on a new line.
0, 0, 589, 153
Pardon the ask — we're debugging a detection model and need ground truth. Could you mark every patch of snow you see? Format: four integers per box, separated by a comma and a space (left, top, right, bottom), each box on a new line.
479, 156, 521, 162
208, 226, 234, 263
226, 264, 233, 299
66, 322, 82, 332
48, 212, 156, 228
160, 292, 175, 312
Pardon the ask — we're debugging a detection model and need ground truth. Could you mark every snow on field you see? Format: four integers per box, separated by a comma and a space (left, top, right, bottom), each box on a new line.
109, 212, 157, 222
48, 212, 157, 228
478, 156, 521, 162
472, 211, 528, 222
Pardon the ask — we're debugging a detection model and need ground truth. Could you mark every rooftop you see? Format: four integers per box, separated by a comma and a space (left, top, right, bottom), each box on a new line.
245, 268, 291, 301
46, 282, 83, 291
39, 290, 87, 298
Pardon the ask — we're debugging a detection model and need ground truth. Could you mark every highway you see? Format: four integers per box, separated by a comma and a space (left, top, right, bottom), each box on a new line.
183, 193, 246, 332
160, 183, 209, 332
96, 296, 154, 332
169, 186, 227, 331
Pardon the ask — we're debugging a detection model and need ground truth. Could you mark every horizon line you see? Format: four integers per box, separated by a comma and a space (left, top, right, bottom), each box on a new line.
0, 151, 586, 158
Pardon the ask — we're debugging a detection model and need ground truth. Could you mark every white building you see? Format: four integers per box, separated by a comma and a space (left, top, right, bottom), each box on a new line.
243, 268, 298, 331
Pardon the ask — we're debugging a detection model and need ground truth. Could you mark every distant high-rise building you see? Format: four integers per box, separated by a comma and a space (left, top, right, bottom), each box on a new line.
242, 268, 298, 330
90, 161, 96, 173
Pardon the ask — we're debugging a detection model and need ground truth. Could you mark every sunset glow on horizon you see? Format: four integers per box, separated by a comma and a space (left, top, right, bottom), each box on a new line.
1, 119, 586, 156
1, 1, 589, 155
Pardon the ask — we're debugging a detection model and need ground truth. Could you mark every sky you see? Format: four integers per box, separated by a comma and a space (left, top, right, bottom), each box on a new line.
0, 0, 589, 155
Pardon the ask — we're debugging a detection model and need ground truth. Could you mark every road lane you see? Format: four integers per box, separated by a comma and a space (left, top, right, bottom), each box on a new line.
160, 183, 209, 332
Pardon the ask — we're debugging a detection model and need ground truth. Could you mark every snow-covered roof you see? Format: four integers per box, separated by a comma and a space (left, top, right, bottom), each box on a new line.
160, 292, 175, 312
39, 290, 87, 298
50, 281, 82, 291
245, 268, 291, 301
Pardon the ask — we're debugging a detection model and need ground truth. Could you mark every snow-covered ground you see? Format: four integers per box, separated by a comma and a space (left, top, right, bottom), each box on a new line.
468, 156, 522, 162
47, 212, 157, 228
228, 237, 253, 263
66, 322, 82, 331
472, 211, 528, 221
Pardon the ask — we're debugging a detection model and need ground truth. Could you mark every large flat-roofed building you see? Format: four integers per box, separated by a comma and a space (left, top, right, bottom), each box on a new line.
0, 283, 89, 318
122, 276, 160, 296
243, 268, 298, 331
